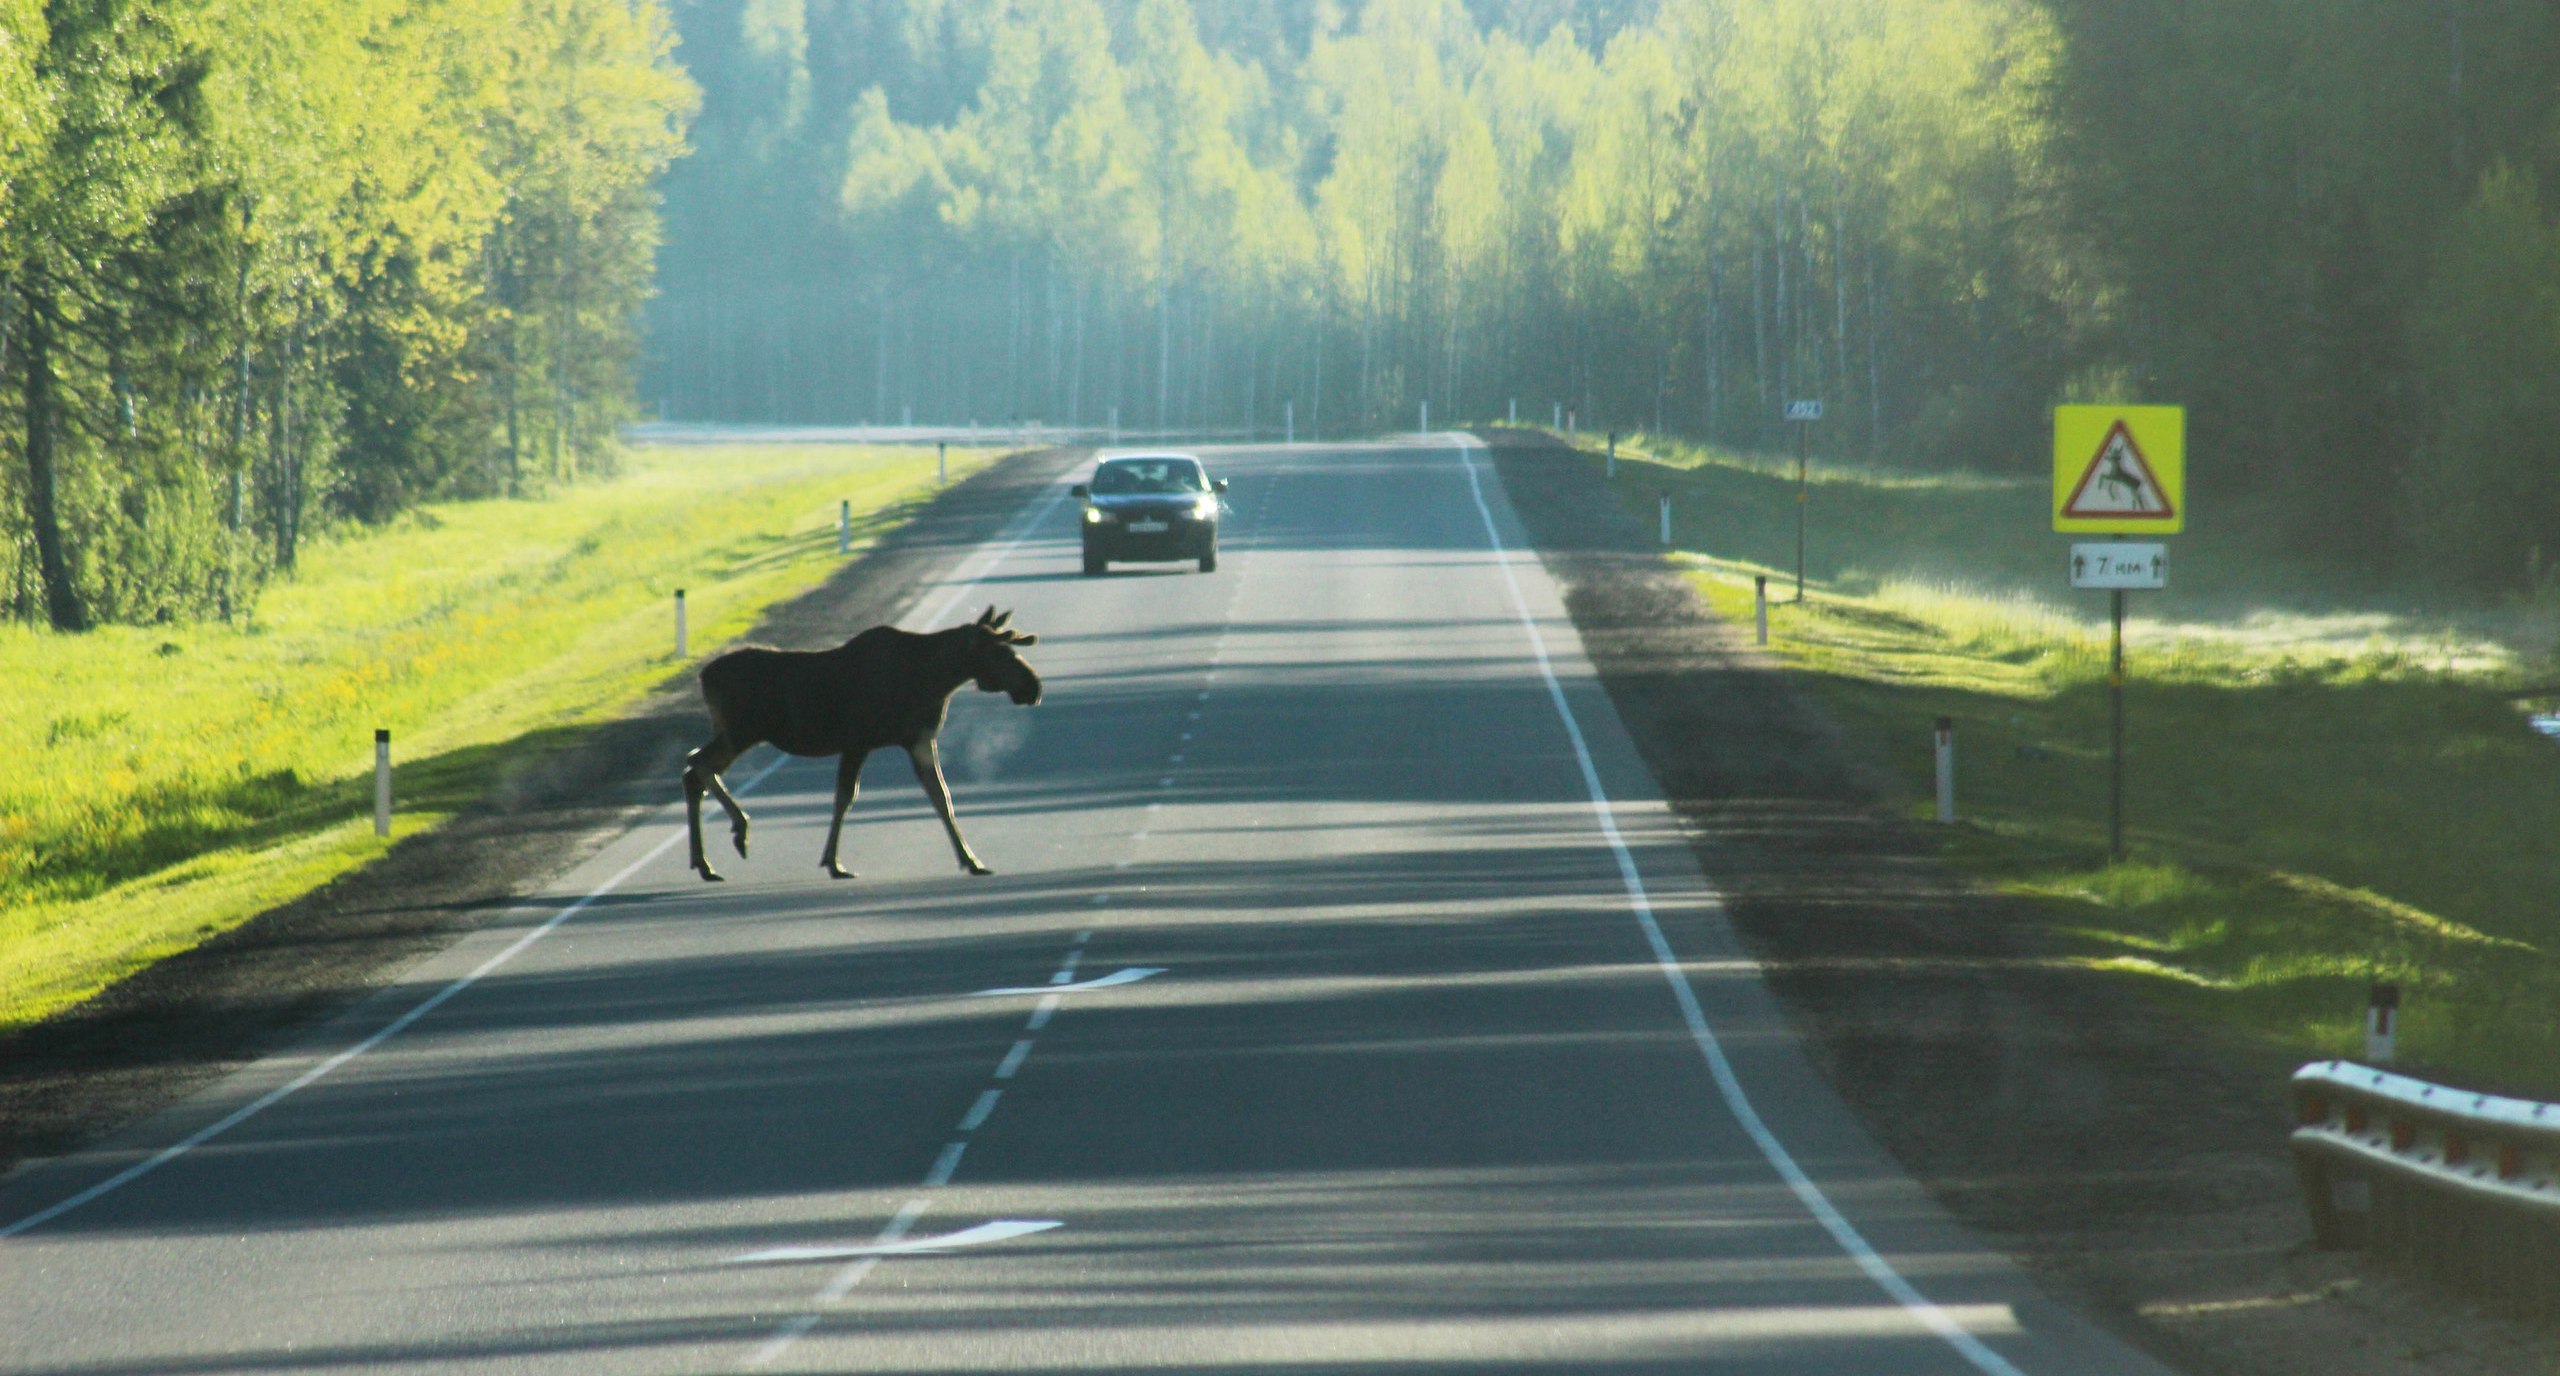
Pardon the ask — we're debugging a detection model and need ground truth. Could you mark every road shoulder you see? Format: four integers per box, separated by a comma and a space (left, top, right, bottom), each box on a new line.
1477, 426, 2558, 1376
0, 444, 1087, 1180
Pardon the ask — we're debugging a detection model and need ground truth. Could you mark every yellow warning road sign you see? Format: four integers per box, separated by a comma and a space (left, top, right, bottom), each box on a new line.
2054, 405, 2184, 534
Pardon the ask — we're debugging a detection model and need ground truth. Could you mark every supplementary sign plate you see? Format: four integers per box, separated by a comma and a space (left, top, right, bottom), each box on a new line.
1785, 400, 1824, 422
2070, 542, 2166, 589
2054, 406, 2183, 534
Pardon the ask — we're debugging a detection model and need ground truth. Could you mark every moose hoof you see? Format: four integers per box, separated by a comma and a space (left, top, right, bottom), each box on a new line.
731, 826, 751, 859
695, 867, 726, 883
964, 862, 994, 877
823, 862, 857, 880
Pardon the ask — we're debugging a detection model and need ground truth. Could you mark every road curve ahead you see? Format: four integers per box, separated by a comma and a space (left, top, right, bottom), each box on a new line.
0, 437, 2176, 1375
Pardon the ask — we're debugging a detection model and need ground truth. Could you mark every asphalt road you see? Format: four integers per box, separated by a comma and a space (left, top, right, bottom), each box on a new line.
0, 437, 2176, 1375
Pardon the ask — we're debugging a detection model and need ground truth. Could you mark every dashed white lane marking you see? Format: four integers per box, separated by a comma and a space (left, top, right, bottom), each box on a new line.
1453, 439, 2030, 1376
750, 905, 1118, 1363
923, 1141, 968, 1189
746, 1197, 931, 1365
733, 1219, 1062, 1266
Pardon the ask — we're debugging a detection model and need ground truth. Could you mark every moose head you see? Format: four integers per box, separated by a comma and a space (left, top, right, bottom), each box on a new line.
967, 605, 1042, 704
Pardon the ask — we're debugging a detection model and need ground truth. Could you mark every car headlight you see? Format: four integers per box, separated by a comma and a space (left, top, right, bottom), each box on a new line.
1191, 496, 1219, 519
1084, 507, 1114, 524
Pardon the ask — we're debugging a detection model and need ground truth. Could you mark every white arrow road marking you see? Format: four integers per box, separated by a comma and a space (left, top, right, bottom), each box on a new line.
972, 966, 1164, 997
729, 1220, 1063, 1265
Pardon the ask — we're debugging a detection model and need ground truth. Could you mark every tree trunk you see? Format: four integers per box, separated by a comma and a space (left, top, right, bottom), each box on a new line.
1752, 238, 1770, 411
1866, 253, 1885, 452
20, 295, 86, 631
1156, 277, 1171, 433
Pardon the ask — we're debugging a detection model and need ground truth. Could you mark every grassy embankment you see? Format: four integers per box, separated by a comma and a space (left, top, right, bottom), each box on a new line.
1551, 429, 2560, 1094
0, 444, 995, 1032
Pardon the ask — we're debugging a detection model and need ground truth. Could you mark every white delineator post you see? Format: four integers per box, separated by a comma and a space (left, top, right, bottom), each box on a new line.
1934, 716, 1956, 824
1508, 397, 1517, 425
937, 441, 948, 485
1658, 494, 1671, 546
1420, 399, 1429, 433
1285, 399, 1294, 444
674, 588, 689, 660
1754, 576, 1769, 646
837, 500, 851, 555
1108, 405, 1119, 442
1607, 431, 1617, 480
2367, 983, 2399, 1063
373, 729, 391, 838
1552, 401, 1561, 429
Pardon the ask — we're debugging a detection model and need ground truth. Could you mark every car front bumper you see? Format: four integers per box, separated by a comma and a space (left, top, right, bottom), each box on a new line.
1084, 514, 1216, 558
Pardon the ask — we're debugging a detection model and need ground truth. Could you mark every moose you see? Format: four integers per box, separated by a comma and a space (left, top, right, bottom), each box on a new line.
681, 606, 1043, 882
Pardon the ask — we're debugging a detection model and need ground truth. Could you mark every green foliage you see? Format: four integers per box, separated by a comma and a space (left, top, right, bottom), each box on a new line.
0, 0, 696, 629
2405, 165, 2560, 588
657, 0, 2071, 453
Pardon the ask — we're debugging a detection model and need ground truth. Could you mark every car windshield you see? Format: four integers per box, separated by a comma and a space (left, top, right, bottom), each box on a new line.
1092, 460, 1205, 495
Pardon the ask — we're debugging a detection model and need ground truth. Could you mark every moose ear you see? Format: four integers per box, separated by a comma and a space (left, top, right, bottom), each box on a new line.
989, 608, 1013, 629
977, 604, 998, 626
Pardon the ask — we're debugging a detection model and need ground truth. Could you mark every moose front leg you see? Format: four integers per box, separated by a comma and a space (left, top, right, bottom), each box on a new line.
682, 739, 748, 882
907, 739, 991, 876
819, 750, 867, 879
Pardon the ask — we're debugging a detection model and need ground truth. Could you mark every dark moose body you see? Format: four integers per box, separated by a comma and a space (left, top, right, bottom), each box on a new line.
681, 606, 1042, 882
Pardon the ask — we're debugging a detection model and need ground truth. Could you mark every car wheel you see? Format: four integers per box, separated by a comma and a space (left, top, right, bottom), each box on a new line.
1084, 550, 1107, 576
1198, 544, 1218, 574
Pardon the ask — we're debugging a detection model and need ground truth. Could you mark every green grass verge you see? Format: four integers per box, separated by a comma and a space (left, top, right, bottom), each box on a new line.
1548, 428, 2560, 1095
0, 443, 995, 1031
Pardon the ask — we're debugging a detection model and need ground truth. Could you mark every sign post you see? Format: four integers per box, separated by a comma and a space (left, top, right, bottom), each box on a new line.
2055, 405, 2185, 860
1785, 401, 1822, 601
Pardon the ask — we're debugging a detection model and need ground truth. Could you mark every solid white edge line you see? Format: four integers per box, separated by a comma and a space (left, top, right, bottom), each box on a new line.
1452, 438, 2031, 1376
4, 447, 1080, 1238
917, 477, 1073, 630
0, 754, 791, 1240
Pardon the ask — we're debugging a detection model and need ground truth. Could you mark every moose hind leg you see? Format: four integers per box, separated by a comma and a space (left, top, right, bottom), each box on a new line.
908, 740, 990, 876
819, 751, 865, 879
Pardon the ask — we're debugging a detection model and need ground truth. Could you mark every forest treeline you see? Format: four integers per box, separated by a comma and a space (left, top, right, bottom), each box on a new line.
0, 0, 692, 629
657, 0, 2560, 587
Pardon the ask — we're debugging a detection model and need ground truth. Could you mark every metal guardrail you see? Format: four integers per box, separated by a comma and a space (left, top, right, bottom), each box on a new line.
2292, 1059, 2560, 1313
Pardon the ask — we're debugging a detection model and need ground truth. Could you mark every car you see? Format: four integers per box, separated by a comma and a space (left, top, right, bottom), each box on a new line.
1072, 453, 1228, 575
